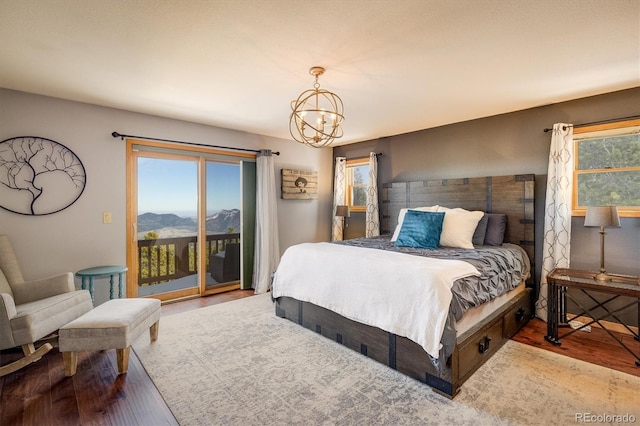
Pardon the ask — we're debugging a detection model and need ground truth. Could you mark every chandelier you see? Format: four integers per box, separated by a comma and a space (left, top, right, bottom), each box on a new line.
289, 66, 344, 148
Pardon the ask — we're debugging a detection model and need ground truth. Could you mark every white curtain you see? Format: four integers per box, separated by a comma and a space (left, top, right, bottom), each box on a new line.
332, 157, 347, 241
253, 150, 280, 294
365, 152, 380, 237
536, 123, 574, 320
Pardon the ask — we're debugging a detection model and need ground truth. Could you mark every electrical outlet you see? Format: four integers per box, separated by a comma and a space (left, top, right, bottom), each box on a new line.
103, 212, 112, 224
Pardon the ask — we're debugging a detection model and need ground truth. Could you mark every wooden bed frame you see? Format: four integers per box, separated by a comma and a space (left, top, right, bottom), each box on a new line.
275, 174, 536, 398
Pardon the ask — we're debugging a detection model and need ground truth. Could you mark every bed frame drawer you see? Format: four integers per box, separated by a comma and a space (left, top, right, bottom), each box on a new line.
455, 288, 532, 382
457, 318, 504, 379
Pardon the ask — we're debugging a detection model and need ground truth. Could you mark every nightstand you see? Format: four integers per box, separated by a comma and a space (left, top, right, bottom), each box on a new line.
544, 268, 640, 367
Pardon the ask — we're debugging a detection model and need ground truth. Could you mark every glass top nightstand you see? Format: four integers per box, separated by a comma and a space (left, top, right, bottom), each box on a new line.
544, 268, 640, 367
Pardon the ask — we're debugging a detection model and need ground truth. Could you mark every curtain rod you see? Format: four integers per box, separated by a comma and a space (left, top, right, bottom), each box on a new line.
111, 132, 280, 155
543, 115, 640, 133
338, 153, 383, 161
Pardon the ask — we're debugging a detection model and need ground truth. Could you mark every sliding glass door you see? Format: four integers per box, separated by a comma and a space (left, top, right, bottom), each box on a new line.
204, 161, 241, 292
126, 140, 253, 301
135, 154, 201, 299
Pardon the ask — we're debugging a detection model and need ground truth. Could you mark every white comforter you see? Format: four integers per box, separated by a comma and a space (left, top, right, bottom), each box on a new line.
271, 242, 479, 358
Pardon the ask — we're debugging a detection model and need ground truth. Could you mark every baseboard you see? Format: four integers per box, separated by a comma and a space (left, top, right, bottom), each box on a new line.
568, 313, 639, 336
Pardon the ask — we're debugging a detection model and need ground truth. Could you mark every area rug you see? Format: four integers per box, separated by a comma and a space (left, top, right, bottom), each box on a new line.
133, 294, 640, 425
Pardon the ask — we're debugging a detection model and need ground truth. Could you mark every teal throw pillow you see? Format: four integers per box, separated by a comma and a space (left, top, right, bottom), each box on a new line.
395, 210, 445, 249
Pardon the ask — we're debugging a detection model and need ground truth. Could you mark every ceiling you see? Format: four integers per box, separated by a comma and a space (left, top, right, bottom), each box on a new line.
0, 0, 638, 145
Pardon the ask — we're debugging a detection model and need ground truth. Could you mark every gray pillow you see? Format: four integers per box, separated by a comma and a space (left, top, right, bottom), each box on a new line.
484, 214, 507, 246
472, 214, 488, 246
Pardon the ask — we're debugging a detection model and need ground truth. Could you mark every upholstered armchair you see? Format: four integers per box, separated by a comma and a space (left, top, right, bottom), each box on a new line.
0, 235, 93, 377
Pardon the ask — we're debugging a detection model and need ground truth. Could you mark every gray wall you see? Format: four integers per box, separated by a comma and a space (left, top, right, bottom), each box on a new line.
0, 89, 333, 305
334, 87, 640, 325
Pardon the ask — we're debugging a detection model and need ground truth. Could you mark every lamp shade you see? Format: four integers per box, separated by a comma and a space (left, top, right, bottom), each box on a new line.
335, 205, 350, 217
584, 206, 621, 228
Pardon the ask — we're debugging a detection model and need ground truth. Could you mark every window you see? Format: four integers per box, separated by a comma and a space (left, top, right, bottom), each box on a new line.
346, 159, 369, 212
573, 119, 640, 217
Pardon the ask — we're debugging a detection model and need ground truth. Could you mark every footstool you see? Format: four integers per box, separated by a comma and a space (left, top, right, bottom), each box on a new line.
59, 298, 161, 377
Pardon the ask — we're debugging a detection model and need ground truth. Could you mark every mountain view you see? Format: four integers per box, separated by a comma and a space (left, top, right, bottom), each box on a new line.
137, 209, 240, 239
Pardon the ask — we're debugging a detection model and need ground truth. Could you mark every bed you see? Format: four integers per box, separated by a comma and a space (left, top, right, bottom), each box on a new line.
272, 174, 535, 398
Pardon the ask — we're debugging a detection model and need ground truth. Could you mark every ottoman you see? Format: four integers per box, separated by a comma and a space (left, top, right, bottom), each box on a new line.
59, 298, 161, 376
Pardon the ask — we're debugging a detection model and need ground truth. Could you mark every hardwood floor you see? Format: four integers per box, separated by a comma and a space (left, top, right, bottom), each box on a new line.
511, 317, 640, 377
1, 290, 637, 425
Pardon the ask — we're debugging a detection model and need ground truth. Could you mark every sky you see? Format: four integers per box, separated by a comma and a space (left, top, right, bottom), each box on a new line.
137, 157, 240, 218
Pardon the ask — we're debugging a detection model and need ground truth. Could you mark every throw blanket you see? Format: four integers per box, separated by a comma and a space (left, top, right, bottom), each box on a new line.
271, 242, 479, 358
336, 236, 532, 321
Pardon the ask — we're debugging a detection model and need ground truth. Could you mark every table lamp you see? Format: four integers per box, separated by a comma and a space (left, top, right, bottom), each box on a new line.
335, 205, 350, 228
584, 206, 620, 281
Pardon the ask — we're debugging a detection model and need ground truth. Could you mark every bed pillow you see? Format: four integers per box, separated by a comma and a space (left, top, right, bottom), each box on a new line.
437, 207, 484, 249
472, 214, 488, 246
390, 205, 439, 241
484, 213, 507, 246
394, 210, 445, 249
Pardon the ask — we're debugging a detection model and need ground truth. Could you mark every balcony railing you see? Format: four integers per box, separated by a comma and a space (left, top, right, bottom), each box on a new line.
137, 233, 240, 286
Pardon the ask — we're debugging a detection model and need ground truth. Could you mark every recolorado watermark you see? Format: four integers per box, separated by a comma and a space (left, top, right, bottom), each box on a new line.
575, 413, 636, 423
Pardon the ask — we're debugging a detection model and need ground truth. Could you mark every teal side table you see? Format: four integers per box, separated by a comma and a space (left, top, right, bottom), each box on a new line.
76, 265, 128, 302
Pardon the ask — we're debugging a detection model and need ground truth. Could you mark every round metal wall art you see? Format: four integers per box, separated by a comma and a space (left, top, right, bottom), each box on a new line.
0, 136, 86, 215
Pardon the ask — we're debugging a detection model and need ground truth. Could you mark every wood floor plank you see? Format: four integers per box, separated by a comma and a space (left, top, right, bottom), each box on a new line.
49, 350, 82, 426
21, 350, 52, 425
102, 352, 176, 426
74, 351, 113, 426
1, 361, 26, 425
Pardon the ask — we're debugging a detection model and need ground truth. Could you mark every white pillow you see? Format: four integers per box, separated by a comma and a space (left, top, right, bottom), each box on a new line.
437, 207, 484, 249
390, 206, 439, 241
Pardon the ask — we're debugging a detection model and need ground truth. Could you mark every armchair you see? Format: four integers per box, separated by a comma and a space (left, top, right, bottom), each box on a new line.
209, 242, 240, 283
0, 235, 93, 377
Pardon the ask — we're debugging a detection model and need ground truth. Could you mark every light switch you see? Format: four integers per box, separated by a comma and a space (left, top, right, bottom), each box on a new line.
103, 212, 112, 224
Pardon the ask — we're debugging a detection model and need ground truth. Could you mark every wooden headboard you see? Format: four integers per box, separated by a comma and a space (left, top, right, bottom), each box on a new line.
381, 174, 535, 278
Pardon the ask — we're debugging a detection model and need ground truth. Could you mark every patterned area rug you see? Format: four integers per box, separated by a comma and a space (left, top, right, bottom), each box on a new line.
133, 294, 639, 425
